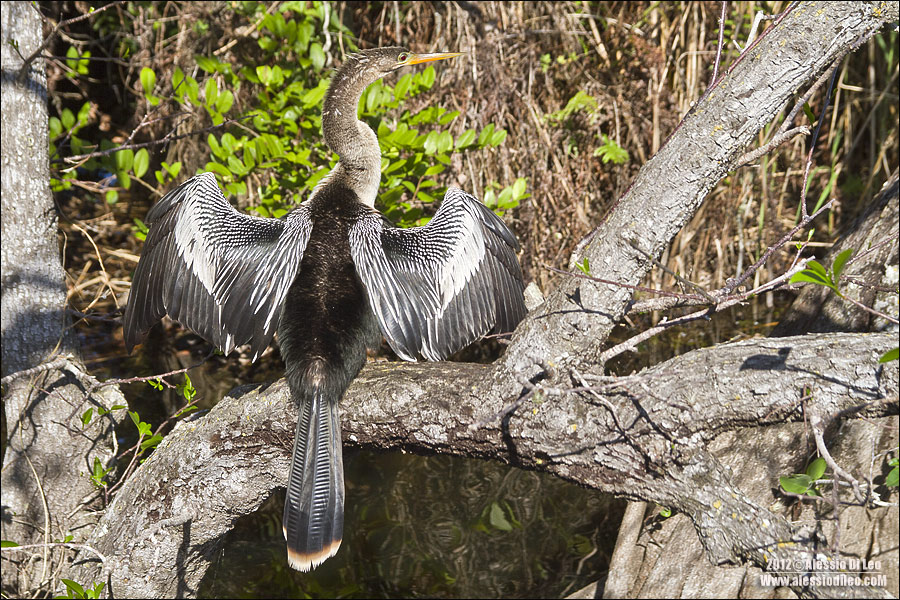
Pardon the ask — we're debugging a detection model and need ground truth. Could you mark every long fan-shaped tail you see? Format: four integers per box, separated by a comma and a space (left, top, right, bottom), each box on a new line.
283, 371, 345, 571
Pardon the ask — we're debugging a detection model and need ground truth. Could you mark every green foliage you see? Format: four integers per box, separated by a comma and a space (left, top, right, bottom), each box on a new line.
56, 579, 105, 599
789, 249, 853, 296
481, 177, 529, 219
475, 500, 522, 533
790, 249, 897, 364
575, 257, 591, 276
544, 91, 630, 166
65, 46, 90, 77
886, 452, 899, 488
593, 134, 630, 164
779, 457, 827, 497
178, 373, 197, 403
177, 2, 519, 226
544, 90, 597, 124
50, 2, 519, 232
89, 456, 112, 488
879, 347, 899, 363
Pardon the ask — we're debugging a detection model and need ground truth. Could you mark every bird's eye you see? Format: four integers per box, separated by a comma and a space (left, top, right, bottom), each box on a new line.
398, 52, 409, 62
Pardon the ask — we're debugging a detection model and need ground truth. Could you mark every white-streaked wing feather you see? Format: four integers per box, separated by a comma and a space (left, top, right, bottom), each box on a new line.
123, 172, 312, 360
349, 187, 526, 361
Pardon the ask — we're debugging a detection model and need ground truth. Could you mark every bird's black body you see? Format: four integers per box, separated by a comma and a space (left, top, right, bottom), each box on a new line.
123, 47, 527, 572
278, 183, 380, 378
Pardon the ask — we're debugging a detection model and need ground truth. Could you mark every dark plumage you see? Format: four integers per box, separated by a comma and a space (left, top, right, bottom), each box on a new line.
123, 47, 527, 572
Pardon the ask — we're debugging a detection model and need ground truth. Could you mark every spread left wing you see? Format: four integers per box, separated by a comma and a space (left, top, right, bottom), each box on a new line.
123, 172, 312, 360
349, 187, 526, 361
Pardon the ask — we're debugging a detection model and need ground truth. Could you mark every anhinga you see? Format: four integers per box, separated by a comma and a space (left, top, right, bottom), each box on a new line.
123, 47, 526, 572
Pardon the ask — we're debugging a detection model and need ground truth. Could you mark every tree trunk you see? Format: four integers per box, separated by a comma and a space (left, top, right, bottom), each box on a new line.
1, 3, 122, 595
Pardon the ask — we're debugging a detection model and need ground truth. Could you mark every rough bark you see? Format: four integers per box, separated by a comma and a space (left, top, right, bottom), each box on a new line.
1, 2, 122, 595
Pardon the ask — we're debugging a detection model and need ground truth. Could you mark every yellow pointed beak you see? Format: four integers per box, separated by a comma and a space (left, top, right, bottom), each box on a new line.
406, 52, 464, 66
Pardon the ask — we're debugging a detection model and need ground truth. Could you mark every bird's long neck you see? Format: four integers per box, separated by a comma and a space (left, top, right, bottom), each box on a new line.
321, 54, 383, 207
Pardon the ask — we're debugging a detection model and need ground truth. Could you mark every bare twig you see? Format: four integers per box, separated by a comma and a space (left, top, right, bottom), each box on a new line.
14, 2, 124, 84
723, 199, 834, 294
544, 264, 707, 302
0, 542, 107, 567
709, 2, 728, 91
799, 63, 842, 219
733, 126, 810, 169
55, 115, 255, 165
808, 405, 866, 504
1, 356, 75, 387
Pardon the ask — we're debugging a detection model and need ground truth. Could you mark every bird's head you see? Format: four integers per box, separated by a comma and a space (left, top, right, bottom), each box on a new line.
351, 46, 463, 77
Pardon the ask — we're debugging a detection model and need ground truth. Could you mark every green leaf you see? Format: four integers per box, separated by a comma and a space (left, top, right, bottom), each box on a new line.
2, 540, 21, 548
488, 501, 512, 531
195, 55, 223, 73
423, 131, 439, 155
779, 474, 813, 495
204, 77, 218, 106
878, 347, 899, 363
421, 65, 436, 87
423, 164, 445, 177
216, 89, 234, 114
174, 405, 200, 418
133, 149, 149, 178
805, 259, 828, 277
139, 67, 157, 96
80, 408, 93, 428
61, 108, 75, 130
140, 434, 164, 451
437, 130, 453, 154
802, 102, 817, 125
172, 66, 186, 97
394, 73, 411, 99
309, 42, 326, 71
489, 129, 507, 146
576, 257, 590, 275
886, 465, 899, 487
455, 128, 476, 149
115, 148, 134, 171
512, 177, 527, 199
831, 248, 853, 283
61, 579, 86, 598
806, 457, 826, 481
477, 123, 495, 147
789, 269, 835, 291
